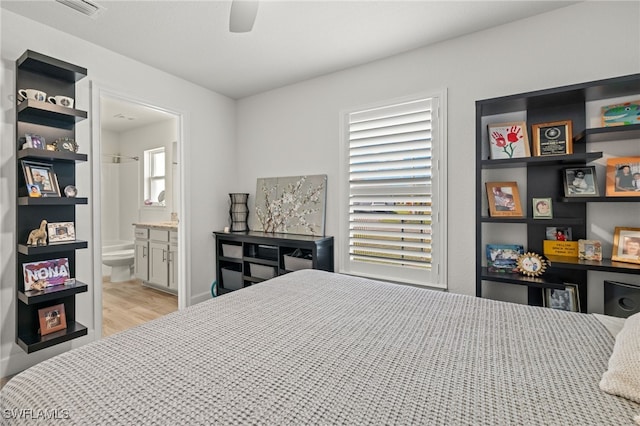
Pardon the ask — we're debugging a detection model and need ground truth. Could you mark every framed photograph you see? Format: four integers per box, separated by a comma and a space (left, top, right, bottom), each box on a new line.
531, 120, 573, 156
25, 133, 45, 150
546, 226, 572, 241
27, 184, 42, 198
486, 244, 524, 273
612, 227, 640, 264
532, 197, 553, 219
605, 157, 640, 196
486, 181, 523, 217
21, 160, 61, 197
487, 121, 530, 159
544, 284, 580, 312
563, 166, 598, 197
38, 303, 67, 336
47, 222, 76, 243
602, 100, 640, 127
578, 239, 602, 261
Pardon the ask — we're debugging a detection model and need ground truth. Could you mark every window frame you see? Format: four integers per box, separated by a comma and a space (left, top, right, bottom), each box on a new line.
143, 146, 166, 207
339, 90, 448, 289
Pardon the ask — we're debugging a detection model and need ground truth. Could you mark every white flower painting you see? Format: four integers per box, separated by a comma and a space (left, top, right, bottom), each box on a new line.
251, 175, 327, 236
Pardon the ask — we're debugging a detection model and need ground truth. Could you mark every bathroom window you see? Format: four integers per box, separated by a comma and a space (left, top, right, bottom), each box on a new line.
143, 147, 166, 206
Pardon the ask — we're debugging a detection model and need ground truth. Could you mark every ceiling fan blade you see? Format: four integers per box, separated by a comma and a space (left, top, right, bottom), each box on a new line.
229, 0, 259, 33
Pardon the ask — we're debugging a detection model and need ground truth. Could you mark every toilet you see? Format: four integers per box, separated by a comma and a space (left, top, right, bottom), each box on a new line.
102, 241, 135, 282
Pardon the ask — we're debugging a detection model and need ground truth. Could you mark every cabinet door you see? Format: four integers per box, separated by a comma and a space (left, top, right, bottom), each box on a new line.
168, 243, 178, 291
149, 242, 169, 287
134, 240, 149, 281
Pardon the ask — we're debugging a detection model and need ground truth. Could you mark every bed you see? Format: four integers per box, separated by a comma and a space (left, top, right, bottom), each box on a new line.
1, 269, 639, 425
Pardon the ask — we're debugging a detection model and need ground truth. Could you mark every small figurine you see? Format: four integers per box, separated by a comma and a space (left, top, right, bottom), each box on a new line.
26, 220, 48, 246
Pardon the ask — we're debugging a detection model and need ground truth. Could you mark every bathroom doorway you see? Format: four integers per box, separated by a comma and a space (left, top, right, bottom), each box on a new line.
92, 87, 184, 338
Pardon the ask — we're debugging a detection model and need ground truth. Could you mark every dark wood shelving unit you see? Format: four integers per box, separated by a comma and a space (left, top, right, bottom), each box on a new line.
15, 50, 89, 353
476, 73, 640, 314
213, 231, 334, 293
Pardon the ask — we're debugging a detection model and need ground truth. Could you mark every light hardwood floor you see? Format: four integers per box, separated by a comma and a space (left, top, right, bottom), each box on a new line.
102, 277, 178, 337
1, 278, 178, 390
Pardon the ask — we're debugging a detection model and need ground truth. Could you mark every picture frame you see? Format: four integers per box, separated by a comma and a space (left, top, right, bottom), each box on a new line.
601, 100, 640, 127
532, 197, 553, 219
27, 184, 42, 198
544, 284, 580, 312
25, 133, 45, 150
21, 160, 61, 197
546, 226, 572, 241
47, 222, 76, 243
485, 244, 524, 273
38, 303, 67, 336
578, 239, 602, 261
612, 227, 640, 264
23, 258, 70, 291
485, 181, 523, 217
487, 121, 531, 159
605, 157, 640, 196
563, 166, 598, 197
531, 120, 573, 156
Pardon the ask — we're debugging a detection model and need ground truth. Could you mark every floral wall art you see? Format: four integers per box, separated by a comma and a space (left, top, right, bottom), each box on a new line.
251, 175, 327, 236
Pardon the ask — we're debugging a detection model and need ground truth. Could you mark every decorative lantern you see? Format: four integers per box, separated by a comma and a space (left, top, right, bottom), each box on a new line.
229, 193, 249, 232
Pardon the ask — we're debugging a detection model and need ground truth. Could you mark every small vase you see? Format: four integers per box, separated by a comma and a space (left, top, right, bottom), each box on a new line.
229, 193, 249, 232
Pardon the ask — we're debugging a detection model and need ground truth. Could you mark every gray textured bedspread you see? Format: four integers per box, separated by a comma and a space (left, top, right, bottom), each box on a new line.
1, 270, 638, 425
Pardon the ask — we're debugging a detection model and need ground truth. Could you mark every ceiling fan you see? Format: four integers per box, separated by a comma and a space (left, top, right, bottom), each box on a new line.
229, 0, 259, 33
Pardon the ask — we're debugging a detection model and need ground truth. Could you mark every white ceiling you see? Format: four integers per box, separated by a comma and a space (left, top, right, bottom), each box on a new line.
2, 0, 578, 100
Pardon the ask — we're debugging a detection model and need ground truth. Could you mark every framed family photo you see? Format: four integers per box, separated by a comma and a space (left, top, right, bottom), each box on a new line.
544, 284, 580, 312
487, 122, 530, 160
47, 222, 76, 243
578, 239, 602, 261
486, 181, 523, 217
605, 157, 640, 196
612, 227, 640, 264
38, 303, 67, 336
21, 160, 60, 197
486, 244, 524, 273
531, 120, 573, 156
563, 166, 598, 197
532, 197, 553, 219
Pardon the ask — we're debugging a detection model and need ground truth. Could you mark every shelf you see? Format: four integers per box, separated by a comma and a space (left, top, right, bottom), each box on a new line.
480, 267, 566, 289
17, 99, 87, 128
17, 50, 87, 82
17, 321, 87, 354
243, 275, 266, 283
18, 281, 88, 305
218, 255, 243, 264
243, 256, 279, 267
560, 196, 640, 203
18, 240, 88, 255
481, 216, 584, 225
575, 124, 640, 143
546, 255, 640, 274
18, 148, 87, 162
18, 197, 87, 206
481, 152, 602, 168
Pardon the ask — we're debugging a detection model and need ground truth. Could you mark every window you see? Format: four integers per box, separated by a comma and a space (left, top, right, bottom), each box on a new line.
341, 94, 446, 288
143, 147, 166, 206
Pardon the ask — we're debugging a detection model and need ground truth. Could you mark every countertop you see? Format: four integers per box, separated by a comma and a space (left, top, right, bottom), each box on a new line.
133, 221, 178, 230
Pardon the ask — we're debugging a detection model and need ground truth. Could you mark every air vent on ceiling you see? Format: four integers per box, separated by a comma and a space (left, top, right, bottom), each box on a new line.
55, 0, 105, 18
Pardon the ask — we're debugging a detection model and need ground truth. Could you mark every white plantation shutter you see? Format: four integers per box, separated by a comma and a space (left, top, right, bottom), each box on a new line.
343, 96, 445, 288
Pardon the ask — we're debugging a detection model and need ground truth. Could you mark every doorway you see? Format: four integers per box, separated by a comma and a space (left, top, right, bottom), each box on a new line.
91, 86, 186, 338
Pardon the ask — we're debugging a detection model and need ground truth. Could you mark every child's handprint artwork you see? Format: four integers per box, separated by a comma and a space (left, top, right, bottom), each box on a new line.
488, 122, 531, 159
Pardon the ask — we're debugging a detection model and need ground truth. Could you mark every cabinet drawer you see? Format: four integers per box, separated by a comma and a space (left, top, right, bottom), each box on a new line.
150, 229, 169, 242
135, 228, 149, 239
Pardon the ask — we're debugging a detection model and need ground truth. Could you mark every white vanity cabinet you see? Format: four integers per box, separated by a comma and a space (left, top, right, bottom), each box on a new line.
134, 224, 178, 295
134, 227, 149, 281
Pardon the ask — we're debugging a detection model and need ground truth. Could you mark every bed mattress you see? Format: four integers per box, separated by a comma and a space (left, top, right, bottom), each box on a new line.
1, 270, 638, 425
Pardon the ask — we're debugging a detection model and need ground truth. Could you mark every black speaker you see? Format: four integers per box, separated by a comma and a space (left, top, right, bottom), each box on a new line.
604, 280, 640, 318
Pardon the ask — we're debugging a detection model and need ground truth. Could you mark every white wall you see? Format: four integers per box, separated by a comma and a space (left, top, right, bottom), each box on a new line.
1, 9, 236, 376
236, 2, 640, 300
